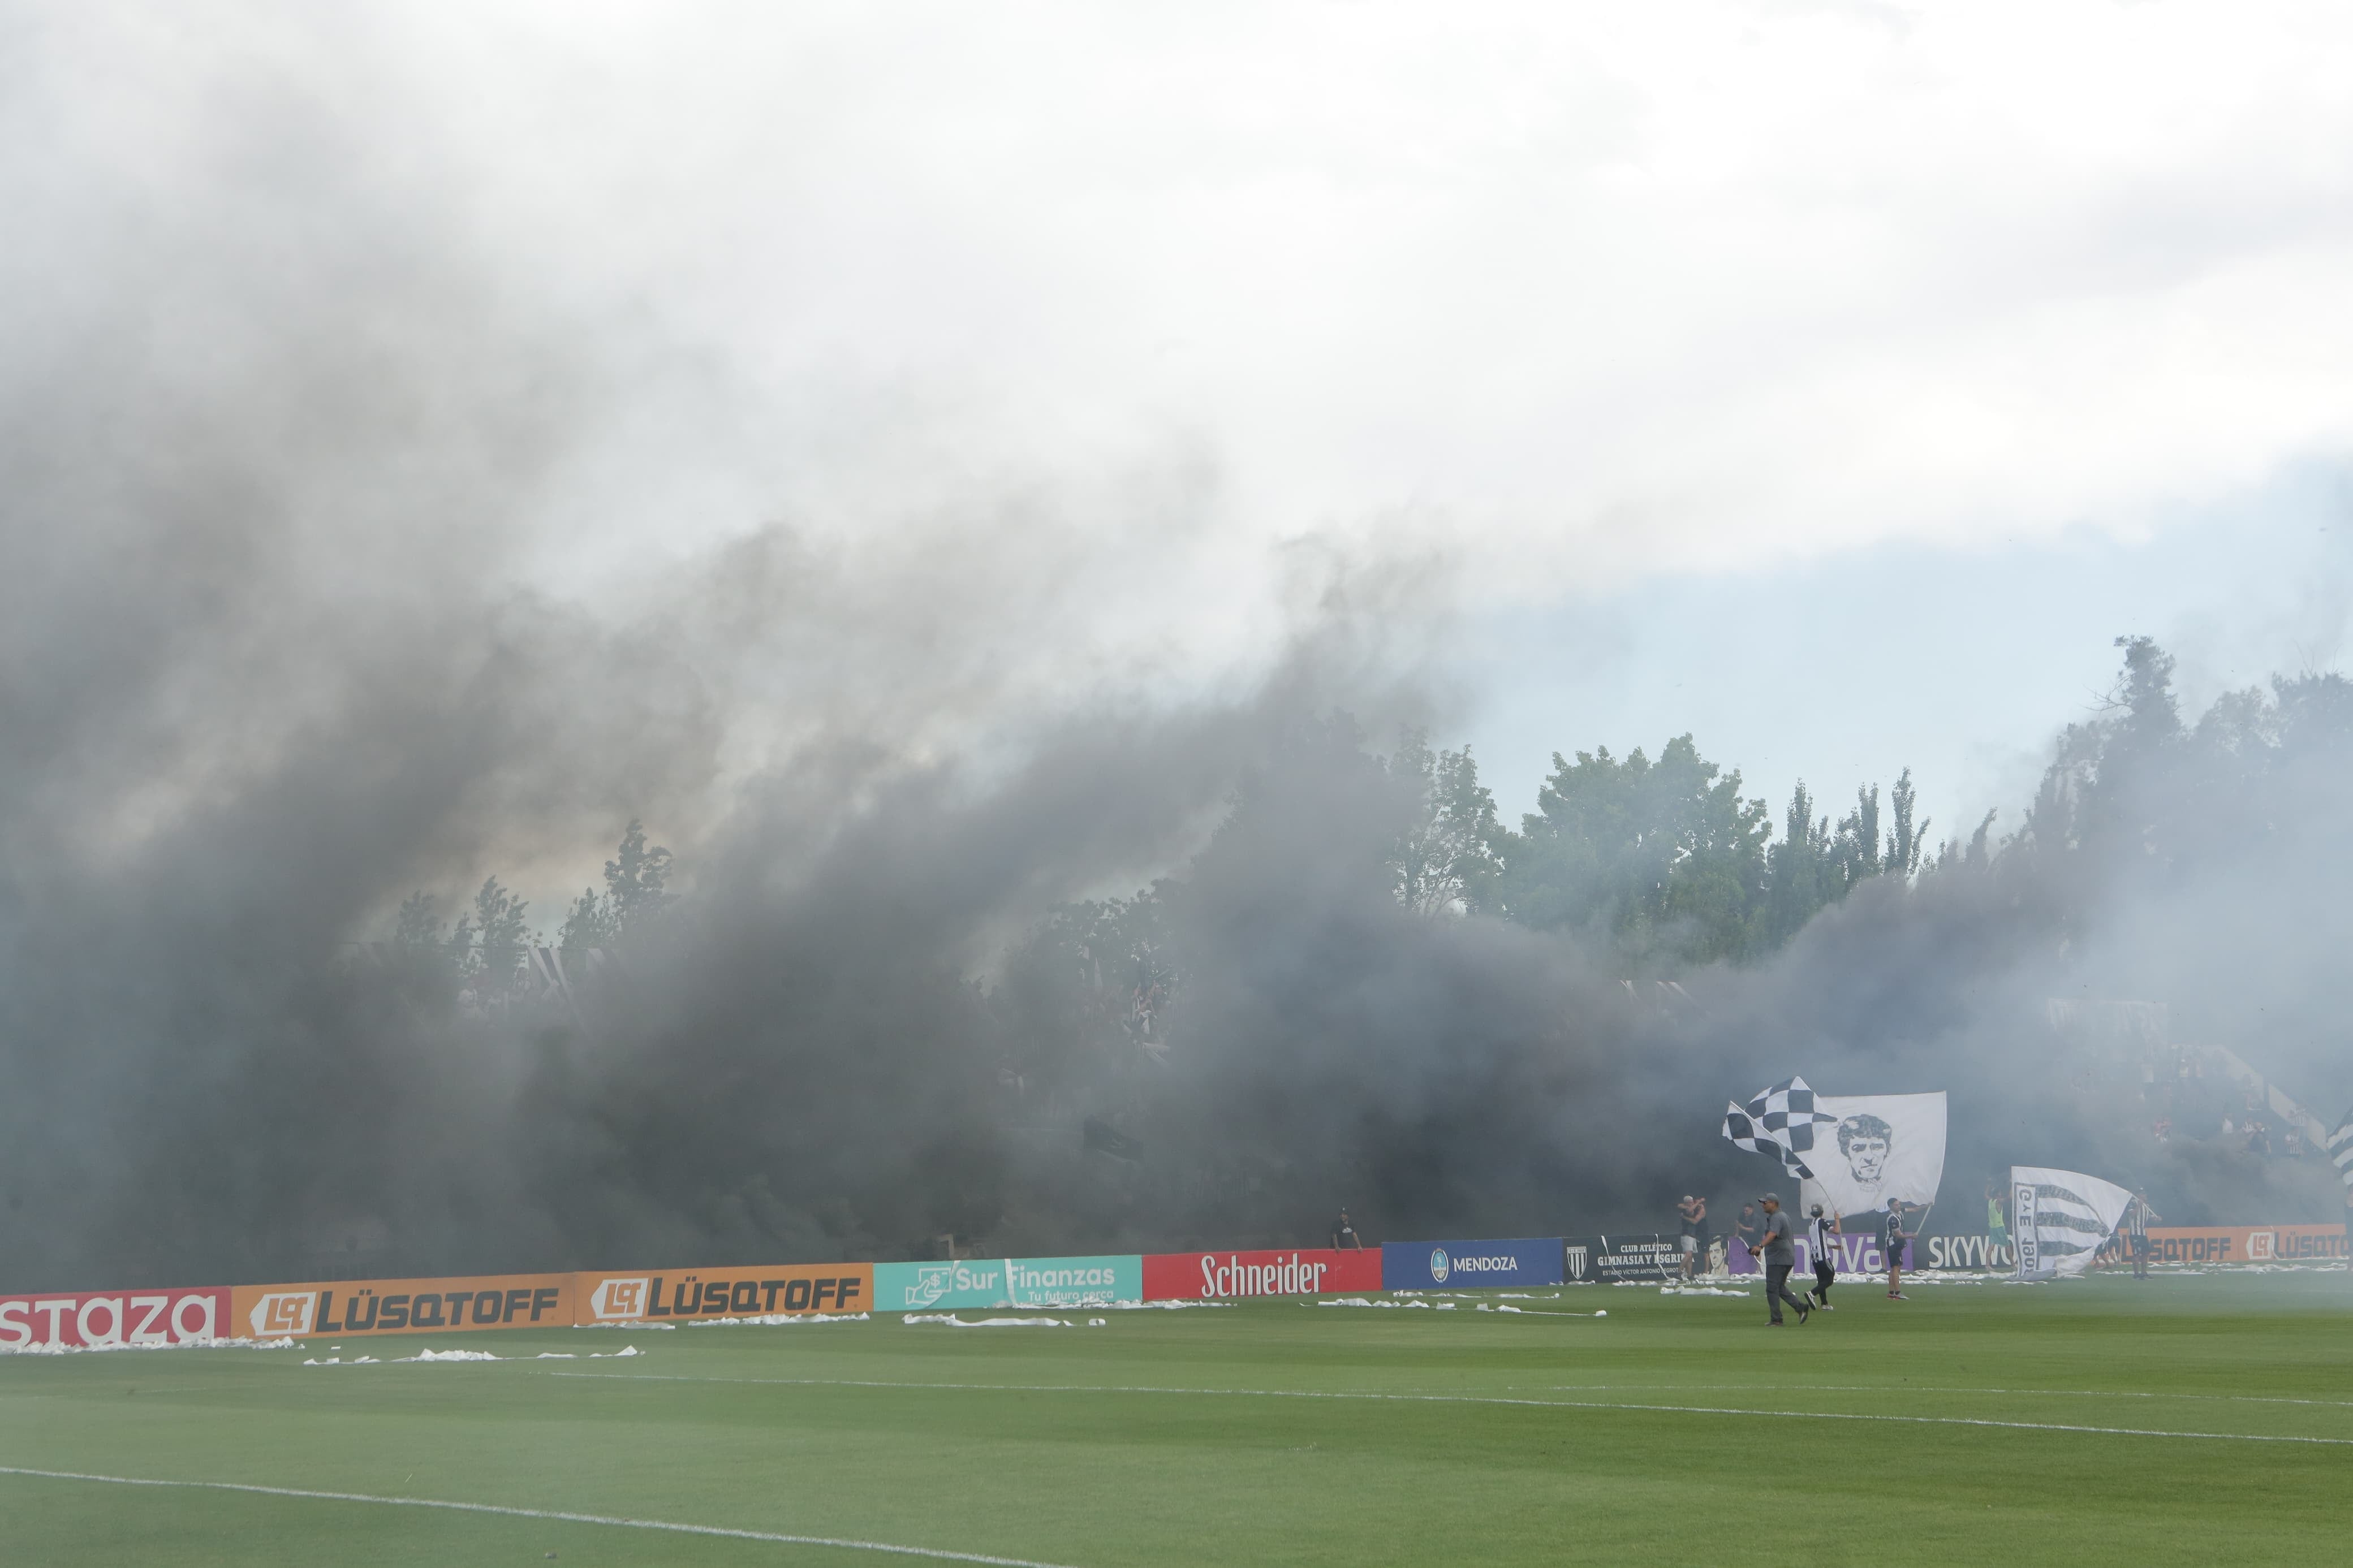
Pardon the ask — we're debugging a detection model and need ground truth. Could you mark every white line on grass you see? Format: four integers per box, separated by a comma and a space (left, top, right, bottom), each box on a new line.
546, 1373, 2353, 1447
1527, 1383, 2353, 1411
0, 1465, 1088, 1567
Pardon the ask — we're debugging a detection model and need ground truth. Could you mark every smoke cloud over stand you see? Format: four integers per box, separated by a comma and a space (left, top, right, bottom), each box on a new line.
3, 8, 2347, 1293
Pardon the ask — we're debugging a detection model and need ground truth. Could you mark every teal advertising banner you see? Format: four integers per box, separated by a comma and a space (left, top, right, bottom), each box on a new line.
872, 1256, 1141, 1312
1004, 1255, 1140, 1307
872, 1259, 1007, 1311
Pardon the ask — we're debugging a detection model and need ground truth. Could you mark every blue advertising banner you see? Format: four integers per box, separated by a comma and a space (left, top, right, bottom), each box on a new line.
1381, 1239, 1565, 1290
872, 1256, 1142, 1312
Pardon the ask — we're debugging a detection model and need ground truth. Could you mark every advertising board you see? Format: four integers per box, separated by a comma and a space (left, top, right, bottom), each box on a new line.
1916, 1224, 2347, 1270
872, 1255, 1141, 1312
1726, 1234, 1913, 1275
2099, 1223, 2347, 1266
0, 1287, 232, 1350
576, 1263, 872, 1323
1142, 1249, 1382, 1301
231, 1274, 572, 1338
1920, 1234, 2014, 1270
1565, 1234, 1683, 1282
1381, 1239, 1564, 1290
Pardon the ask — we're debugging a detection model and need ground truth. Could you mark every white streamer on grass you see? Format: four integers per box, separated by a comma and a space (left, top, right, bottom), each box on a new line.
1097, 1300, 1230, 1310
0, 1466, 1089, 1567
6, 1337, 296, 1357
544, 1373, 2353, 1446
903, 1315, 1068, 1328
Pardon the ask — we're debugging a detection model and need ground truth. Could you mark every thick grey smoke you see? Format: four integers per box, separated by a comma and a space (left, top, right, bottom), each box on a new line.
4, 11, 2347, 1293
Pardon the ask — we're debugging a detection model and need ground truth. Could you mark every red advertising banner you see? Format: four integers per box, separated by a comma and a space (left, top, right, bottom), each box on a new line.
1143, 1248, 1382, 1302
230, 1274, 573, 1338
575, 1263, 873, 1324
0, 1287, 233, 1350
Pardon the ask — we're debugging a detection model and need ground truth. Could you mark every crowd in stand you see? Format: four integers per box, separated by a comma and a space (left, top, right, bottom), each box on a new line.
2128, 1047, 2315, 1160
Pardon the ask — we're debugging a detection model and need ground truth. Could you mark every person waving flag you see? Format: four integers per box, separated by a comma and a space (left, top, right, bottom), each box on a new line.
1722, 1076, 1838, 1180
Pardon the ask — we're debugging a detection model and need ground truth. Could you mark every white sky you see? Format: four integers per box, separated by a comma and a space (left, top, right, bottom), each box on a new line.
35, 1, 2353, 840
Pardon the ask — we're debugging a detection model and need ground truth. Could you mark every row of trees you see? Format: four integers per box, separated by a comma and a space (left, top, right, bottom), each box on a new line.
391, 637, 2353, 1022
1388, 728, 1932, 967
1388, 633, 2353, 970
386, 819, 675, 990
1031, 632, 2353, 1101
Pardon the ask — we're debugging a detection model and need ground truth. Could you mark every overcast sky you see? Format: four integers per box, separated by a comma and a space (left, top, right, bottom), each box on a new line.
24, 2, 2353, 843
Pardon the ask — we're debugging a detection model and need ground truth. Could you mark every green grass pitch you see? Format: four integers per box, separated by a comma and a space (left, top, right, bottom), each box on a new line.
5, 1272, 2349, 1566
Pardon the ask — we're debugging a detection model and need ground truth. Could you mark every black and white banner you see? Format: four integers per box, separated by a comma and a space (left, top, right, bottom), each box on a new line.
1798, 1091, 1947, 1221
2011, 1165, 2133, 1281
1565, 1235, 1684, 1283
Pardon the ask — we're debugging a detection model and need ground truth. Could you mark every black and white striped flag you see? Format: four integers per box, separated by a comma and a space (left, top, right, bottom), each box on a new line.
2011, 1165, 2134, 1280
2327, 1107, 2353, 1196
1722, 1075, 1837, 1181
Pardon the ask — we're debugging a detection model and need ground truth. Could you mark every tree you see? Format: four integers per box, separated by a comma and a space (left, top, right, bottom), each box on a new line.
2075, 634, 2184, 867
1386, 730, 1507, 917
1764, 781, 1833, 944
1497, 735, 1772, 965
468, 876, 529, 991
559, 819, 675, 951
392, 891, 449, 956
1886, 768, 1928, 879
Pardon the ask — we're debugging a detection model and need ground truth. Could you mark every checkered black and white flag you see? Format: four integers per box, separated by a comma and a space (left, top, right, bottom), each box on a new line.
2327, 1107, 2353, 1196
1721, 1075, 1837, 1180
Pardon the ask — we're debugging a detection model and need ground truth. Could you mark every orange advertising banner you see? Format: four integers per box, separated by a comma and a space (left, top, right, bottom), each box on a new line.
2101, 1224, 2347, 1265
575, 1263, 873, 1325
230, 1273, 574, 1338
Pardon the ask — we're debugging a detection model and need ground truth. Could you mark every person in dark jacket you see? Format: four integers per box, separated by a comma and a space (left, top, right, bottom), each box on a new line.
1882, 1197, 1916, 1299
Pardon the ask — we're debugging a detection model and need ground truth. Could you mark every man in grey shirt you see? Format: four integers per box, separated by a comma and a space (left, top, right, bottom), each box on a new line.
1756, 1193, 1811, 1325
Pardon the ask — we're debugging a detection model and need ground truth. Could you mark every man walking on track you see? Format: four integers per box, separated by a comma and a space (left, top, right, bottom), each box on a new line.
1678, 1194, 1708, 1282
1882, 1196, 1915, 1299
1756, 1193, 1810, 1325
2124, 1189, 2161, 1278
1807, 1202, 1839, 1308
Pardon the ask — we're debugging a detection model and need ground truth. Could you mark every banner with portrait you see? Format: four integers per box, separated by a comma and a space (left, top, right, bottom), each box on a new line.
1800, 1092, 1946, 1220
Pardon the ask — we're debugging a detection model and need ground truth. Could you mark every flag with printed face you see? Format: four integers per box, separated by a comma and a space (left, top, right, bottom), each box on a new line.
1805, 1093, 1947, 1219
2010, 1166, 2134, 1281
1722, 1077, 1837, 1180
